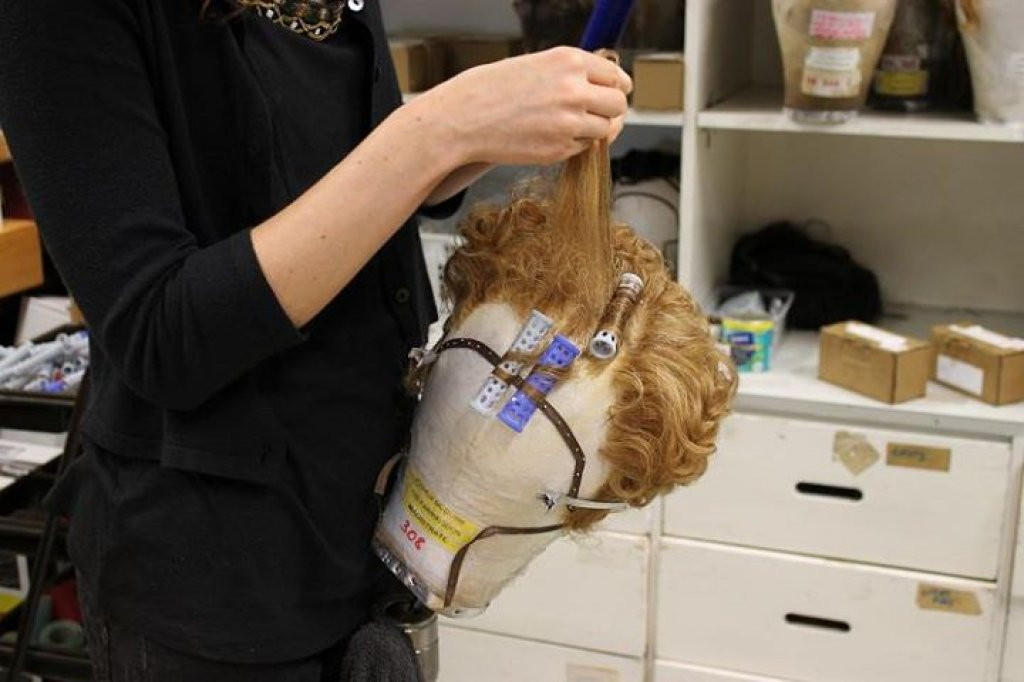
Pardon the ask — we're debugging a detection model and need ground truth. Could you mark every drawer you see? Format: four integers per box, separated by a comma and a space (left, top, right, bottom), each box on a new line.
1005, 599, 1024, 682
655, 661, 785, 681
438, 626, 644, 682
442, 532, 648, 657
656, 538, 996, 682
1013, 473, 1024, 599
1007, 475, 1024, 681
664, 412, 1011, 579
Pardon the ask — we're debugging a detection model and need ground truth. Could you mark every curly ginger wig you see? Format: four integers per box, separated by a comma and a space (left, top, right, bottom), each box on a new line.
441, 142, 737, 530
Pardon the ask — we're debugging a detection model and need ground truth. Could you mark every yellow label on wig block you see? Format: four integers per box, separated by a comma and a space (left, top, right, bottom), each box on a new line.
403, 471, 480, 553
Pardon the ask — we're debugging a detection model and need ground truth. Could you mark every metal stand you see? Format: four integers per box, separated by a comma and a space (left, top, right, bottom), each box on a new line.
3, 372, 89, 682
372, 594, 439, 682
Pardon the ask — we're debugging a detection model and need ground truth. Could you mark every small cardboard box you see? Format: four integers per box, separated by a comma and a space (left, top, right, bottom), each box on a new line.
931, 324, 1024, 406
444, 36, 522, 78
69, 299, 85, 326
389, 39, 430, 94
394, 34, 448, 88
15, 296, 74, 346
818, 322, 932, 404
0, 219, 43, 299
632, 52, 685, 111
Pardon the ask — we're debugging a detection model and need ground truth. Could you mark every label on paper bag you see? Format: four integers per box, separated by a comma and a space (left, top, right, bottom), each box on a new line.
876, 55, 928, 96
876, 70, 928, 97
886, 443, 951, 472
880, 54, 922, 72
566, 664, 620, 682
936, 354, 984, 396
802, 67, 862, 98
806, 47, 861, 72
917, 584, 982, 616
809, 10, 876, 41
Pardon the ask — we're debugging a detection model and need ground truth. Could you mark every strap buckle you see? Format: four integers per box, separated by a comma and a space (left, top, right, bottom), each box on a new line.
539, 491, 630, 513
408, 347, 438, 371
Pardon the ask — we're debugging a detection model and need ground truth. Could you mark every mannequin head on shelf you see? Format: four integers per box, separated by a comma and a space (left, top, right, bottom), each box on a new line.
375, 141, 736, 616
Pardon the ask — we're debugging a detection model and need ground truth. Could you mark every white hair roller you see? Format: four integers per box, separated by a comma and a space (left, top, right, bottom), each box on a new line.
470, 309, 553, 415
588, 273, 644, 360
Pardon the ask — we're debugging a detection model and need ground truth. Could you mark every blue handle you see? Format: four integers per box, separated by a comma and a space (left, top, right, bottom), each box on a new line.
579, 0, 637, 51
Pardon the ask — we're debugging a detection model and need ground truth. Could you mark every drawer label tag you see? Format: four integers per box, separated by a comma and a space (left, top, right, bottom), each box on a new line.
833, 431, 879, 475
917, 584, 982, 616
886, 443, 951, 472
566, 664, 619, 682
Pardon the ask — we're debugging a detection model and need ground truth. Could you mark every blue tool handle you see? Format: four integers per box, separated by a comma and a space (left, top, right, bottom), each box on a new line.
579, 0, 637, 51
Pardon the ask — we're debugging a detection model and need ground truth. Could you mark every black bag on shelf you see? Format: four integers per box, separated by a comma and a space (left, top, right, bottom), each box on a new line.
728, 222, 882, 330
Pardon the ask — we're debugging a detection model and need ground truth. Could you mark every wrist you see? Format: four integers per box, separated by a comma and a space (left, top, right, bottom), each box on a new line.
401, 86, 476, 169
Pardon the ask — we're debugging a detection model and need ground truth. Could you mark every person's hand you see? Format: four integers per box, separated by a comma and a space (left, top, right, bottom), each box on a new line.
411, 47, 633, 167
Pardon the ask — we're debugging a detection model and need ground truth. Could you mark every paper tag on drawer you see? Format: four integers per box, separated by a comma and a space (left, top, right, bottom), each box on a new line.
566, 664, 619, 682
917, 584, 982, 616
833, 431, 879, 475
886, 443, 951, 473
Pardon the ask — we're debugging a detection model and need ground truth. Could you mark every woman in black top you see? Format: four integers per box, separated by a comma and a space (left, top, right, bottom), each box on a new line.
0, 0, 630, 679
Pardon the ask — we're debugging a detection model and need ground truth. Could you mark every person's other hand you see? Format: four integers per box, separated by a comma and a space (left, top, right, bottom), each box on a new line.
412, 47, 633, 167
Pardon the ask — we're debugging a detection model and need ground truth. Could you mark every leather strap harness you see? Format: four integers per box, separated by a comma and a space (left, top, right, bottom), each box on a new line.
432, 337, 588, 503
405, 335, 628, 608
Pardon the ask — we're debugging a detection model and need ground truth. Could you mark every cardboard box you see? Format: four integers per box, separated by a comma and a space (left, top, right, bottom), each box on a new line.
632, 52, 685, 111
818, 322, 932, 404
0, 220, 43, 300
444, 36, 522, 77
69, 299, 85, 326
931, 324, 1024, 406
389, 39, 430, 94
395, 34, 449, 88
15, 296, 73, 346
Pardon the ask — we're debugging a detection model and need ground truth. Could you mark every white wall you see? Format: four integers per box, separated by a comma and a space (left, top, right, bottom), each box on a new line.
380, 0, 521, 35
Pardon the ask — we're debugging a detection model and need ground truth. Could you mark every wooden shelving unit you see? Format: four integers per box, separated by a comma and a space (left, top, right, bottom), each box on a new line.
698, 86, 1024, 144
389, 1, 1024, 681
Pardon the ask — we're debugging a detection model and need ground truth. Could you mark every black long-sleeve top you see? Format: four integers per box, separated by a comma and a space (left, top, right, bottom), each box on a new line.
0, 0, 458, 663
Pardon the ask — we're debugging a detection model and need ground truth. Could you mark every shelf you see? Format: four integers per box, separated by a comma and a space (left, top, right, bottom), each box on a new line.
735, 305, 1024, 438
624, 108, 683, 128
401, 94, 682, 129
698, 87, 1024, 144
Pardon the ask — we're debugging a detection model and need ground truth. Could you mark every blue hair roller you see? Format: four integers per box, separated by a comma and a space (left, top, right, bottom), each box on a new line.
498, 335, 580, 433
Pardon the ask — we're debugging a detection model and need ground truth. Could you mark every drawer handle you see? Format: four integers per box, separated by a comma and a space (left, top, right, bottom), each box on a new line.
784, 613, 851, 633
795, 482, 863, 502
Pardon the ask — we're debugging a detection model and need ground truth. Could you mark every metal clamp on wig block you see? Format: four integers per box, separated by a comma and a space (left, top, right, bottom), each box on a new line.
539, 491, 630, 512
498, 335, 580, 433
470, 310, 553, 416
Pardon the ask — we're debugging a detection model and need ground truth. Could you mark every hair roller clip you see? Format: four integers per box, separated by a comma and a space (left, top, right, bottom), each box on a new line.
470, 310, 553, 416
588, 273, 644, 360
498, 335, 580, 433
